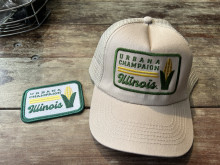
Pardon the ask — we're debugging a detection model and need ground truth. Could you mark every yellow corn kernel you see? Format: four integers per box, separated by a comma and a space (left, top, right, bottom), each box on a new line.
163, 58, 172, 80
64, 86, 73, 100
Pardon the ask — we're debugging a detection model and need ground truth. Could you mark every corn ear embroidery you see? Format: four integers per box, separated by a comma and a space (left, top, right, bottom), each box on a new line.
21, 81, 84, 123
61, 86, 76, 108
64, 86, 72, 100
163, 58, 172, 80
114, 48, 181, 95
160, 58, 175, 90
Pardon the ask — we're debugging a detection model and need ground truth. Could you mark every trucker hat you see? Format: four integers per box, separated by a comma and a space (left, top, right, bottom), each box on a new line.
89, 16, 198, 157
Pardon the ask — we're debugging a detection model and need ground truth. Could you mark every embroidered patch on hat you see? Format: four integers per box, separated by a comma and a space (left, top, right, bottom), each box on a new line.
113, 48, 181, 95
21, 81, 84, 123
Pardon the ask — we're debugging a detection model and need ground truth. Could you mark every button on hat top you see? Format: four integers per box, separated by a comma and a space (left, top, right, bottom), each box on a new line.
89, 16, 197, 157
144, 16, 153, 24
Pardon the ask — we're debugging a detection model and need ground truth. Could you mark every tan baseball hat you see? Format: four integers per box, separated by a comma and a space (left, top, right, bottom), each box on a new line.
89, 16, 198, 157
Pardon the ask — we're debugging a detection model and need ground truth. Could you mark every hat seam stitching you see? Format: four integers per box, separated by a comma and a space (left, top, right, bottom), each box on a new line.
91, 102, 187, 144
92, 89, 188, 138
100, 21, 144, 87
106, 99, 187, 139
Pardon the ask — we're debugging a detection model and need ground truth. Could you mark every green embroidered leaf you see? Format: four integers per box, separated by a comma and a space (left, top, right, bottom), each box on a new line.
69, 92, 76, 107
164, 70, 175, 90
61, 93, 76, 108
61, 94, 72, 108
160, 70, 175, 90
160, 71, 166, 90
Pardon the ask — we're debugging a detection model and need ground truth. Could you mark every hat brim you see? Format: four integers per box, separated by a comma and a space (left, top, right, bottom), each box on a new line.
89, 86, 193, 157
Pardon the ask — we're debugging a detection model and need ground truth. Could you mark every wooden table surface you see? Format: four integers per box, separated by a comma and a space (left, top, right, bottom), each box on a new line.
0, 0, 219, 164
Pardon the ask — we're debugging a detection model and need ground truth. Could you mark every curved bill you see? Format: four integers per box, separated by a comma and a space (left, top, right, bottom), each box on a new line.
89, 86, 193, 157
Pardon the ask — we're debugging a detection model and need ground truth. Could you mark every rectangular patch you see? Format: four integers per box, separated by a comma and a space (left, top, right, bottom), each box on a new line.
113, 48, 181, 95
21, 81, 84, 123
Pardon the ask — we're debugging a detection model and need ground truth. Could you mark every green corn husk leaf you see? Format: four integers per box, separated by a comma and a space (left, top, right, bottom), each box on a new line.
61, 92, 76, 108
160, 70, 175, 90
160, 71, 166, 90
164, 70, 175, 89
69, 92, 76, 107
61, 94, 71, 108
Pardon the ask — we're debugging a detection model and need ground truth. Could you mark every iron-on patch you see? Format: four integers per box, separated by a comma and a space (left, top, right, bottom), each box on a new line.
21, 81, 84, 123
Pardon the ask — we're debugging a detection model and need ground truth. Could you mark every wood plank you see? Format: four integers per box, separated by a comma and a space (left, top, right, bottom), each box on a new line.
0, 58, 93, 108
191, 57, 220, 107
0, 108, 219, 165
0, 25, 219, 58
46, 0, 220, 25
0, 57, 219, 108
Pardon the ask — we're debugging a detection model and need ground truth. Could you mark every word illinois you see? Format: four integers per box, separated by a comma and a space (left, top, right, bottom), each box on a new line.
28, 101, 63, 113
118, 73, 157, 89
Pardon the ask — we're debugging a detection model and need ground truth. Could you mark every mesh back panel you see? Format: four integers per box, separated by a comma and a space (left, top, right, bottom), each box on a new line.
89, 17, 178, 86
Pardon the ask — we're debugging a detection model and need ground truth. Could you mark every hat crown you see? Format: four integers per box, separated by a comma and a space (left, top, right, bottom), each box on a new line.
89, 17, 192, 106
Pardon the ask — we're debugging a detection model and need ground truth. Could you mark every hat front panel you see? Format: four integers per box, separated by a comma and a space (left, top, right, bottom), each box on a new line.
99, 23, 191, 106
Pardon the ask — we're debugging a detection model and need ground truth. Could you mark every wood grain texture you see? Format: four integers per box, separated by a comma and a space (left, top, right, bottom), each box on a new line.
0, 57, 219, 108
0, 58, 93, 108
0, 108, 219, 165
0, 24, 219, 58
46, 0, 220, 25
0, 0, 219, 164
